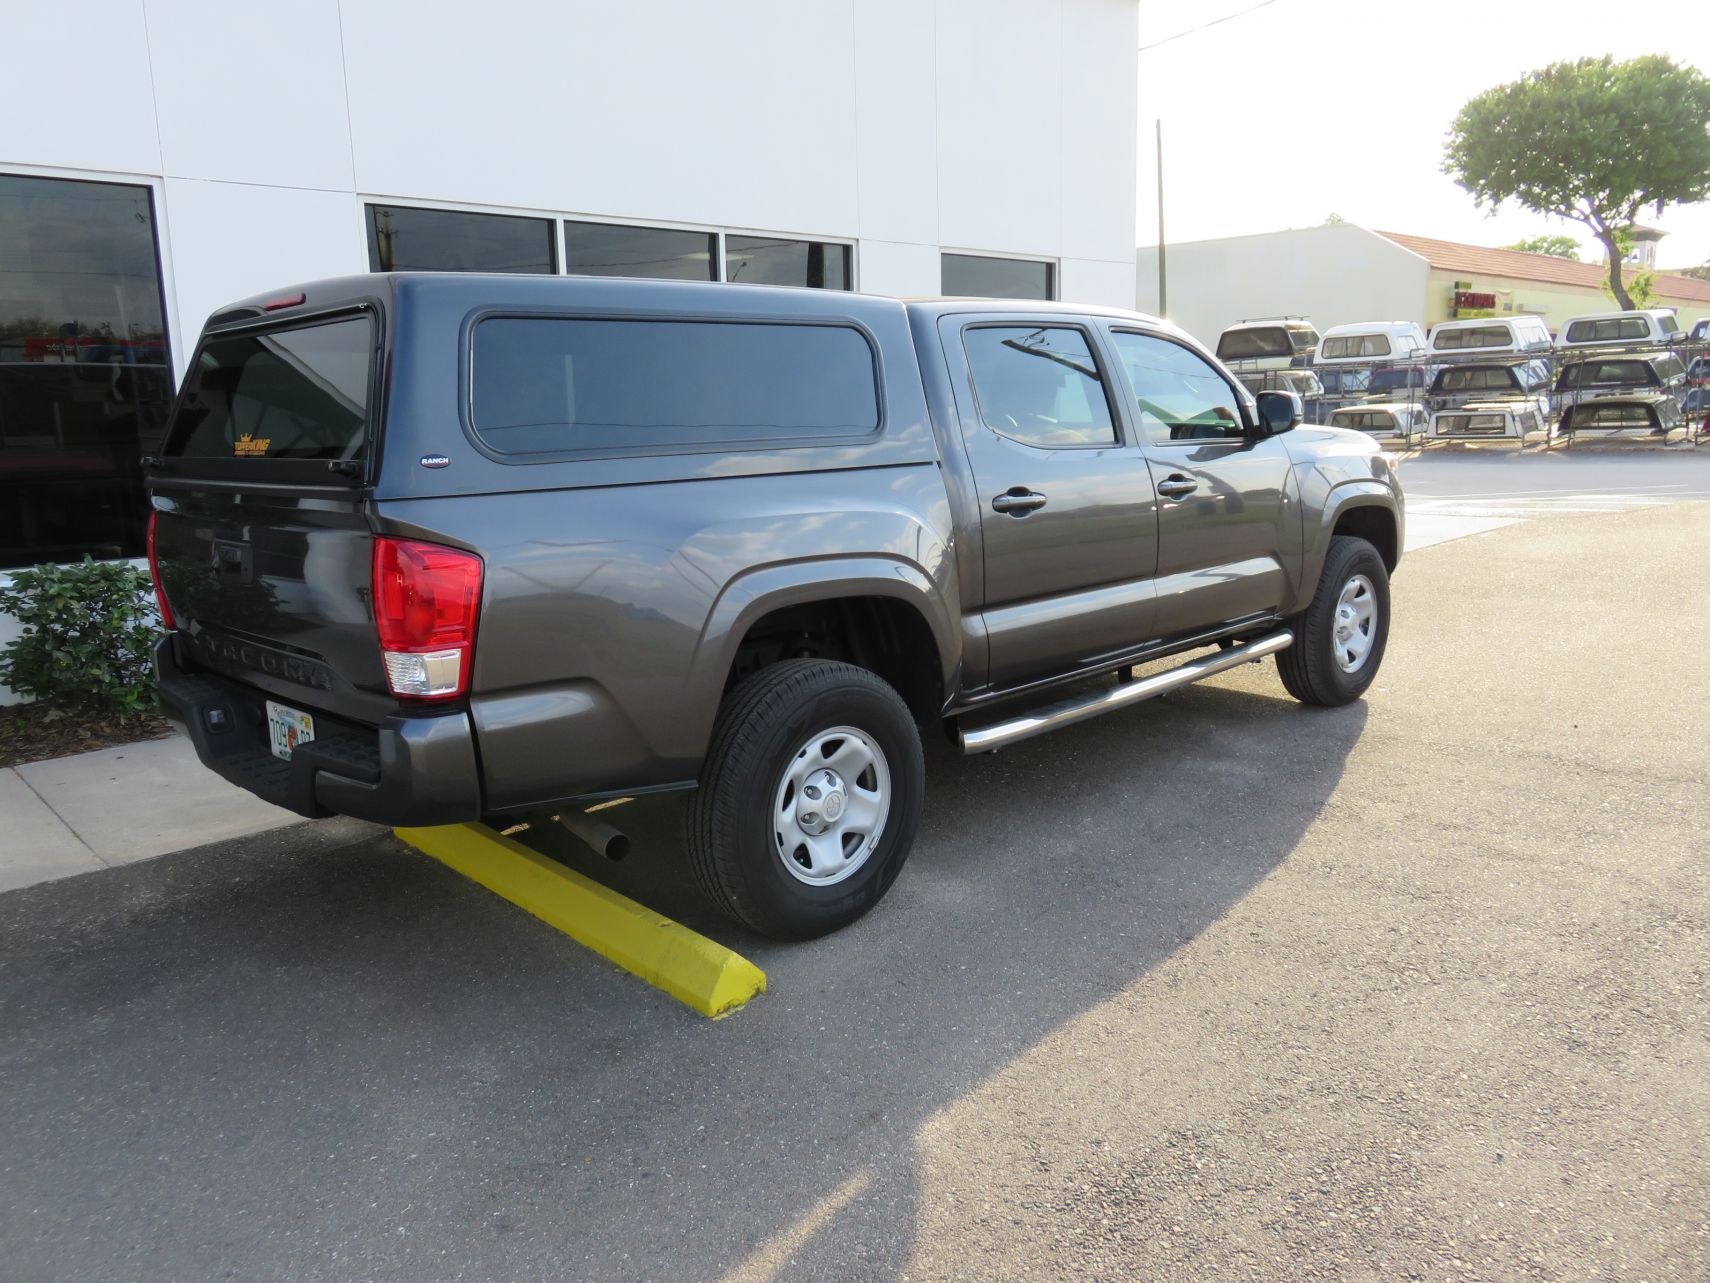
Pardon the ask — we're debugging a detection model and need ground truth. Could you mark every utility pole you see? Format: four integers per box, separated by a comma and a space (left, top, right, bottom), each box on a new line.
1155, 118, 1167, 317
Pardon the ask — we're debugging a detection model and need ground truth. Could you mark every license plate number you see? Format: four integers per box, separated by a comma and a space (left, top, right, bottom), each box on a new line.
266, 701, 315, 762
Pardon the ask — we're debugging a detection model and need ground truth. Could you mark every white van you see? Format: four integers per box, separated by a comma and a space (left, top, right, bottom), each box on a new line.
1556, 309, 1680, 348
1427, 315, 1552, 355
1314, 321, 1427, 365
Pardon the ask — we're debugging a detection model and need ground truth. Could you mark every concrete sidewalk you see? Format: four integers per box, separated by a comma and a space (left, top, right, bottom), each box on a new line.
0, 734, 305, 893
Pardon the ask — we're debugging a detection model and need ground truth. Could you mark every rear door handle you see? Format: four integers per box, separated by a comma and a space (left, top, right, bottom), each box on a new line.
991, 488, 1048, 516
1156, 475, 1199, 499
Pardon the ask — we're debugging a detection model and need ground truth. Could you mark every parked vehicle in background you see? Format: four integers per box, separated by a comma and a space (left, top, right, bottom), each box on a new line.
1428, 360, 1553, 407
1690, 318, 1710, 343
1558, 394, 1684, 438
1314, 321, 1428, 364
1365, 365, 1437, 399
1330, 402, 1429, 442
1553, 353, 1688, 401
1427, 315, 1553, 355
1215, 317, 1320, 368
1236, 368, 1325, 405
1685, 355, 1710, 387
145, 274, 1405, 939
1556, 309, 1681, 348
1427, 400, 1550, 442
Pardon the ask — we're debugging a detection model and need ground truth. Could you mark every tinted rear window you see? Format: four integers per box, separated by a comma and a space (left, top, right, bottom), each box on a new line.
1320, 333, 1392, 358
1216, 328, 1292, 359
165, 316, 372, 461
471, 318, 879, 455
1434, 325, 1508, 350
1564, 317, 1648, 343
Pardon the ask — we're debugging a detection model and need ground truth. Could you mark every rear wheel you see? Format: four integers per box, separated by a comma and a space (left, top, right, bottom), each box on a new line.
687, 660, 924, 939
1277, 535, 1390, 707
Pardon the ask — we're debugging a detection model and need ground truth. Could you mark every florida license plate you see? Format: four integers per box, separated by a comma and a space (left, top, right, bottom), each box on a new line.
266, 701, 315, 762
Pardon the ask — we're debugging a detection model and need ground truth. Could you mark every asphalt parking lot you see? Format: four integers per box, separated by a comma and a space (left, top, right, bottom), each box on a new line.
3, 457, 1707, 1282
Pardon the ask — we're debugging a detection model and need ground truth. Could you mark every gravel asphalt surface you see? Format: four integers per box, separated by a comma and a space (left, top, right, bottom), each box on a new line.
2, 491, 1705, 1282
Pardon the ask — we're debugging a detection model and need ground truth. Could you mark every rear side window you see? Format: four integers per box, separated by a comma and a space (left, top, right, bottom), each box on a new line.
471, 318, 878, 455
165, 316, 372, 460
962, 326, 1116, 448
1564, 317, 1649, 343
1434, 325, 1507, 350
1320, 333, 1392, 358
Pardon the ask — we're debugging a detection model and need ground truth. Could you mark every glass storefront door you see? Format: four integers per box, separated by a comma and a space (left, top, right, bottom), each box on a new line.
0, 174, 173, 570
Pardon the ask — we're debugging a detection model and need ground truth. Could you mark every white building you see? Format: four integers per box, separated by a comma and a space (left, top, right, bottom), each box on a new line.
1137, 222, 1710, 351
0, 0, 1140, 598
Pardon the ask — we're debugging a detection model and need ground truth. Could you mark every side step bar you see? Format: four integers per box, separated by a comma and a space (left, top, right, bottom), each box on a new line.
956, 630, 1294, 754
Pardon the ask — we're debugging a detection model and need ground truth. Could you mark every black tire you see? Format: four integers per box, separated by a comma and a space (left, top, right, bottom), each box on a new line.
686, 660, 924, 940
1277, 535, 1390, 707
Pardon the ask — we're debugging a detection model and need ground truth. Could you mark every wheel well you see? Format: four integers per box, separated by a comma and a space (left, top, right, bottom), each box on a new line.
1332, 504, 1398, 571
726, 596, 944, 720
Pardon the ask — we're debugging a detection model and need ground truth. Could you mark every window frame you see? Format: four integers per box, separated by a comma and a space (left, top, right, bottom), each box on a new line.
0, 168, 179, 568
459, 308, 887, 466
364, 202, 558, 275
156, 304, 385, 487
940, 251, 1059, 302
1104, 325, 1255, 448
956, 320, 1122, 452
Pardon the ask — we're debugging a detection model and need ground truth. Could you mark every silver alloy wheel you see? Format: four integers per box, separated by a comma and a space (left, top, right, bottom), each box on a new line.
1332, 573, 1378, 673
772, 725, 891, 886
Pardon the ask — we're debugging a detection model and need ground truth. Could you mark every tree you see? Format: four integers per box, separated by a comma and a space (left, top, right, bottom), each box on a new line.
1600, 229, 1656, 307
1444, 55, 1710, 308
1503, 234, 1581, 260
1680, 260, 1710, 282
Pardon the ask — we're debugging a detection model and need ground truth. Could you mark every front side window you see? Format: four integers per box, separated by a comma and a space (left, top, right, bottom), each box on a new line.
562, 221, 715, 281
0, 174, 172, 569
942, 254, 1055, 301
1320, 333, 1393, 359
367, 205, 555, 274
725, 236, 851, 290
1109, 331, 1244, 444
961, 327, 1115, 448
165, 317, 372, 461
471, 318, 877, 455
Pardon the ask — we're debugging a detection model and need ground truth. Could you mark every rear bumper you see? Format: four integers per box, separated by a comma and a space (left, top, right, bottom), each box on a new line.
154, 636, 482, 827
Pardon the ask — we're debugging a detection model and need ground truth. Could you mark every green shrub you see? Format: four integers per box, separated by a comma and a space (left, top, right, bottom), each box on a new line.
0, 558, 163, 718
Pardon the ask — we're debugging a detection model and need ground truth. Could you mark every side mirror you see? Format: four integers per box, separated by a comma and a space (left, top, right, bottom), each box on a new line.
1254, 389, 1302, 435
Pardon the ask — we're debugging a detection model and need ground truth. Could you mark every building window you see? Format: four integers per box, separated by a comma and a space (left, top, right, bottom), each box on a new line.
366, 205, 555, 274
941, 253, 1055, 301
562, 220, 716, 281
0, 174, 172, 570
724, 235, 852, 290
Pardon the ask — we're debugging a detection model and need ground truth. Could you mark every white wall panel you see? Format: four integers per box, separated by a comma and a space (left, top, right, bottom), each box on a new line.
855, 239, 942, 298
934, 0, 1062, 256
145, 0, 354, 191
1060, 0, 1137, 265
1060, 257, 1137, 309
852, 0, 940, 246
339, 0, 859, 236
160, 180, 362, 364
4, 3, 162, 177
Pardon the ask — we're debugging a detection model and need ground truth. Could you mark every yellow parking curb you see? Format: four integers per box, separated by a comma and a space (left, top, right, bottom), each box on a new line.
395, 823, 767, 1018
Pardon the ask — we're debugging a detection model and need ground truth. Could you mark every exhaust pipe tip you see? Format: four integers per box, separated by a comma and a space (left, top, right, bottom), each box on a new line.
558, 812, 631, 862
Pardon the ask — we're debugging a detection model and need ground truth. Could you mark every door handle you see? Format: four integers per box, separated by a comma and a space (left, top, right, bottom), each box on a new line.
1156, 474, 1199, 499
991, 488, 1048, 516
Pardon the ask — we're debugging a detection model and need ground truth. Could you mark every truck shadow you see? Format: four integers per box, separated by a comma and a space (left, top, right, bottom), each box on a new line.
0, 677, 1366, 1283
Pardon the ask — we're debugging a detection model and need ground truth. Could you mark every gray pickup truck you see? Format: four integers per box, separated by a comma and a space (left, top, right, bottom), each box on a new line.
148, 274, 1402, 937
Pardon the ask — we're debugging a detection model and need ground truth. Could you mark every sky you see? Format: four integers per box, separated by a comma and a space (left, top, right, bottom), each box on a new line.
1136, 0, 1710, 270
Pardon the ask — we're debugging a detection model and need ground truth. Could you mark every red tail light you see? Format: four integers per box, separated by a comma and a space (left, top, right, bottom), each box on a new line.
372, 537, 483, 700
147, 511, 177, 631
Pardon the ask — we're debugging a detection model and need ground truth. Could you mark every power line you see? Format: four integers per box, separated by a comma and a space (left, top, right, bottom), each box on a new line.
1137, 0, 1283, 53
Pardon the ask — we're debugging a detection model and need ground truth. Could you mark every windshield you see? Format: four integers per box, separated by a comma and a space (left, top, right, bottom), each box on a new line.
164, 316, 373, 461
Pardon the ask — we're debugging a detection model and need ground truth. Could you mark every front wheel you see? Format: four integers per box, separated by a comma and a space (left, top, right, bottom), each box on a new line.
1277, 535, 1391, 707
686, 660, 924, 939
